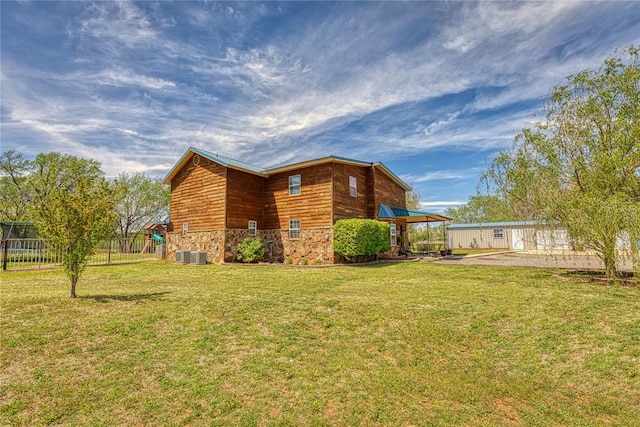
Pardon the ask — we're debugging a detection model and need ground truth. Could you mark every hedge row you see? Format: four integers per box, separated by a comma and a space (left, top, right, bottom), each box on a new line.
333, 219, 390, 262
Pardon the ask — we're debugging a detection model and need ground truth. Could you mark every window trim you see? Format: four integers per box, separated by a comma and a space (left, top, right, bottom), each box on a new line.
390, 223, 397, 246
289, 174, 301, 196
493, 228, 504, 239
349, 175, 357, 197
289, 219, 301, 239
248, 220, 257, 237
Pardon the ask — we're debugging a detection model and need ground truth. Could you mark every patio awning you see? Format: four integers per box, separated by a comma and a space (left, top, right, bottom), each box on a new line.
391, 207, 452, 223
378, 204, 396, 219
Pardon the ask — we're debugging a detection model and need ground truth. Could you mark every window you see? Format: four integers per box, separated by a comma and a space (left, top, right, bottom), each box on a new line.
182, 222, 189, 236
349, 176, 357, 197
390, 223, 397, 246
493, 228, 504, 239
289, 219, 301, 239
289, 174, 301, 195
248, 220, 257, 236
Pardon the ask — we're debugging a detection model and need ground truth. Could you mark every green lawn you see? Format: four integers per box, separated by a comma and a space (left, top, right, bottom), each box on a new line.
1, 261, 639, 426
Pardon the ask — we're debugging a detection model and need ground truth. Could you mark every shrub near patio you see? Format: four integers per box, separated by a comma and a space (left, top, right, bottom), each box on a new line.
333, 218, 390, 262
1, 262, 639, 426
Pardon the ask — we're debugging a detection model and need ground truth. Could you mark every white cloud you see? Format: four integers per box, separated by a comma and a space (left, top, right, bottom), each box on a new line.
97, 68, 176, 90
3, 0, 639, 189
421, 201, 467, 207
403, 170, 474, 184
72, 1, 157, 50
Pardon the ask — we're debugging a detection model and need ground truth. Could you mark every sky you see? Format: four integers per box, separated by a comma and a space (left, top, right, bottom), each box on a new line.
1, 1, 639, 212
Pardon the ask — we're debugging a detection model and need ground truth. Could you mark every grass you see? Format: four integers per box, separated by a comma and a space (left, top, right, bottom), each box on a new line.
1, 261, 639, 426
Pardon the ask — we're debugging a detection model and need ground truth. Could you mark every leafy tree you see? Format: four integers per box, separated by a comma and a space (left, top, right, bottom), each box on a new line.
0, 150, 32, 222
113, 172, 169, 251
444, 195, 520, 224
482, 46, 640, 278
28, 153, 123, 297
406, 188, 421, 210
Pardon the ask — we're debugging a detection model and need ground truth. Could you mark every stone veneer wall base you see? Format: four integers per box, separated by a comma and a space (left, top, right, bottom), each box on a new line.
168, 227, 335, 265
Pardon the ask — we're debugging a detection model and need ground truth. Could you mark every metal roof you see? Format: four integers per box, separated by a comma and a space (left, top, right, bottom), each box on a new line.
266, 155, 372, 174
378, 204, 396, 218
447, 221, 538, 229
392, 207, 452, 223
163, 146, 268, 184
192, 147, 268, 174
264, 156, 411, 191
164, 147, 412, 191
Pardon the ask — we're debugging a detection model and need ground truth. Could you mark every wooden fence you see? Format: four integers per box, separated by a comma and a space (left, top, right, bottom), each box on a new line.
1, 238, 163, 271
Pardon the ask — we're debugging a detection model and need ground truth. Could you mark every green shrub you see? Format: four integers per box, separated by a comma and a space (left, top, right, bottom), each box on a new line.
333, 219, 390, 262
299, 258, 308, 265
237, 237, 265, 263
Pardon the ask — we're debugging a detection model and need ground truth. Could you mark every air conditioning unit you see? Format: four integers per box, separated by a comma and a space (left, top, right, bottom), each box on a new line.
190, 251, 207, 265
176, 250, 191, 264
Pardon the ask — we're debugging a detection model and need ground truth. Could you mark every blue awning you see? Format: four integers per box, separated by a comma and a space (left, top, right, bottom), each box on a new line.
378, 204, 396, 219
391, 207, 451, 223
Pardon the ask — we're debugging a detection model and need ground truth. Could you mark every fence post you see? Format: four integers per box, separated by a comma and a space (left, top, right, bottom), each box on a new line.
2, 240, 7, 271
108, 238, 112, 264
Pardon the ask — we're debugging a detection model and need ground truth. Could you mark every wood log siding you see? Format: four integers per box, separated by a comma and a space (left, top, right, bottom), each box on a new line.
169, 156, 409, 247
373, 167, 407, 216
372, 166, 408, 244
332, 163, 369, 222
264, 164, 334, 230
366, 166, 376, 218
169, 157, 227, 231
225, 168, 265, 230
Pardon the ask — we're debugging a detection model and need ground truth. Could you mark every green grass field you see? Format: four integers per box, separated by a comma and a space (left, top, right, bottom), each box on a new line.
1, 261, 639, 426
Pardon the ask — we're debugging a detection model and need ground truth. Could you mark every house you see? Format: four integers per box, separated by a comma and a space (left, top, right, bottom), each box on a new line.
163, 147, 444, 264
447, 221, 572, 251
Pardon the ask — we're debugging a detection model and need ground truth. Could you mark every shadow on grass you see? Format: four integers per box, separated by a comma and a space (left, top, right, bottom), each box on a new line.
80, 291, 172, 303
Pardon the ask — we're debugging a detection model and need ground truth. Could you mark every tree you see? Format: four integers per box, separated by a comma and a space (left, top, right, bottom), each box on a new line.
482, 46, 640, 278
28, 153, 123, 297
0, 150, 32, 222
113, 172, 169, 249
406, 188, 421, 210
444, 195, 520, 224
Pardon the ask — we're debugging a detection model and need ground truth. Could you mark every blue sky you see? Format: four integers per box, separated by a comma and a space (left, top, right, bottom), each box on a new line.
1, 1, 639, 212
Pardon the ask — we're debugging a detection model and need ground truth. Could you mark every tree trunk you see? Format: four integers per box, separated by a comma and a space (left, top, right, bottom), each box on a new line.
601, 235, 619, 279
70, 276, 77, 298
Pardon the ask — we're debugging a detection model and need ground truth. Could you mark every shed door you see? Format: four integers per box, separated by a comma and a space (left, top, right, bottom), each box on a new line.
511, 229, 525, 250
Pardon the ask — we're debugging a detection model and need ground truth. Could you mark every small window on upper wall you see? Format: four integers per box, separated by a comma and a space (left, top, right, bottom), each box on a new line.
289, 174, 301, 196
349, 176, 357, 197
248, 220, 257, 236
182, 222, 189, 236
493, 228, 504, 239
